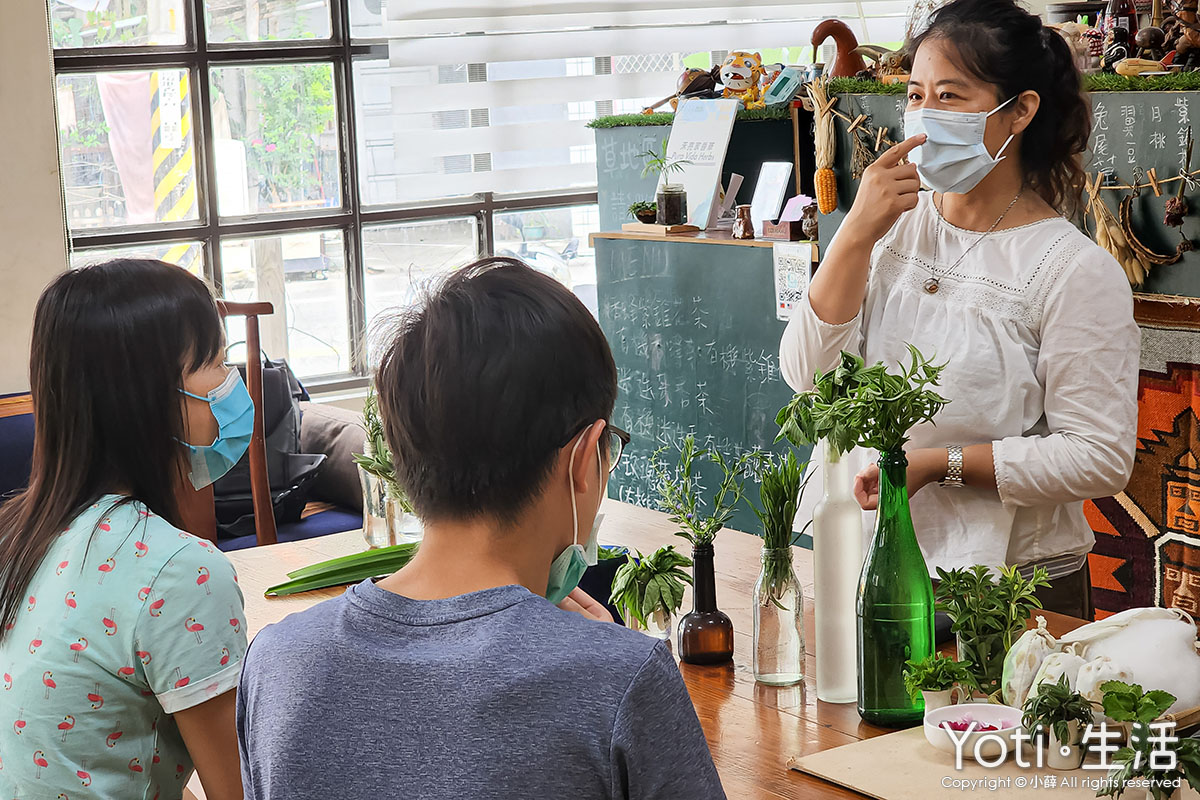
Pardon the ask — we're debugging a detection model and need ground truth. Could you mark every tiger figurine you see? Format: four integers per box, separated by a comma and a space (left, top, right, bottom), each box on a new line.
719, 51, 766, 109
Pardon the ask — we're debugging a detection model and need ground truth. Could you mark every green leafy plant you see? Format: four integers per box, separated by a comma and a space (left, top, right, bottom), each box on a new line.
1022, 674, 1095, 747
609, 545, 693, 629
586, 105, 791, 129
777, 346, 948, 457
652, 434, 763, 547
628, 200, 657, 218
745, 451, 810, 607
265, 541, 418, 596
352, 388, 414, 512
903, 653, 974, 702
638, 138, 694, 184
935, 564, 1050, 697
1097, 681, 1200, 800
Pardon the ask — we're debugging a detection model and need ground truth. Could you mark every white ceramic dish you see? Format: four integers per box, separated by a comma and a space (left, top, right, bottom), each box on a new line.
923, 704, 1022, 762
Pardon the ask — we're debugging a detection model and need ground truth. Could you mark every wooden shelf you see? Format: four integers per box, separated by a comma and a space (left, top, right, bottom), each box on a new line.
591, 229, 815, 249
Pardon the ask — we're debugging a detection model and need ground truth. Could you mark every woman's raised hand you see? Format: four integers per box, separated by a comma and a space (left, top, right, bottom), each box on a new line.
843, 135, 925, 247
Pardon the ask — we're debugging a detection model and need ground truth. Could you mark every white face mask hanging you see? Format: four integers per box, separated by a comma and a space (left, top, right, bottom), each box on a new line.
903, 96, 1016, 195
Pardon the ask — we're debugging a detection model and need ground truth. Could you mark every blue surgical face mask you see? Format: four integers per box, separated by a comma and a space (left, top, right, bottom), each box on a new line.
546, 427, 605, 604
903, 96, 1016, 195
179, 368, 254, 490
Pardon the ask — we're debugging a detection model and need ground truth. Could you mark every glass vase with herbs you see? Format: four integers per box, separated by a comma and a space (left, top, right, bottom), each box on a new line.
781, 345, 948, 725
777, 350, 869, 703
935, 564, 1049, 699
746, 451, 810, 685
638, 138, 693, 227
653, 434, 761, 665
609, 545, 693, 640
353, 388, 419, 548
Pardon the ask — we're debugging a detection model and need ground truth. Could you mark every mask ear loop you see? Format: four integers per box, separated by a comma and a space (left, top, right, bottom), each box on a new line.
986, 97, 1018, 162
566, 424, 593, 548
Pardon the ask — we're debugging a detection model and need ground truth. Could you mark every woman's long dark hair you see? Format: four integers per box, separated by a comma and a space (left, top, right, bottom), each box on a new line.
910, 0, 1091, 216
0, 259, 223, 637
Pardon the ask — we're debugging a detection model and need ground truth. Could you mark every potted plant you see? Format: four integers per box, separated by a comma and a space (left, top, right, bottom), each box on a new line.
777, 345, 948, 725
1098, 680, 1200, 799
638, 138, 693, 226
1021, 675, 1095, 770
777, 350, 868, 704
608, 545, 693, 640
652, 433, 761, 665
745, 450, 810, 686
903, 653, 972, 712
627, 200, 658, 224
935, 564, 1050, 699
353, 388, 419, 548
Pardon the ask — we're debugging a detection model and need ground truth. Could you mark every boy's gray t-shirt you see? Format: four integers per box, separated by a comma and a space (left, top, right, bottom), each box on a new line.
236, 579, 726, 800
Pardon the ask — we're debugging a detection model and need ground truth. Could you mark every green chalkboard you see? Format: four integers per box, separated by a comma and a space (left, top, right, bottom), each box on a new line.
595, 237, 811, 539
816, 91, 1200, 299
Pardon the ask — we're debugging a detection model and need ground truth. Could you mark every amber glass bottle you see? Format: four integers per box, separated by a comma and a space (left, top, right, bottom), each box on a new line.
678, 543, 734, 664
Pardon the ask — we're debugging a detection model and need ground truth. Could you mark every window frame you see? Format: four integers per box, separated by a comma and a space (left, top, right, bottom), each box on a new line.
52, 0, 598, 391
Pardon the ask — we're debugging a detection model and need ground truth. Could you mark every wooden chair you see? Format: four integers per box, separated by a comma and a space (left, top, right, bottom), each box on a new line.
177, 301, 278, 547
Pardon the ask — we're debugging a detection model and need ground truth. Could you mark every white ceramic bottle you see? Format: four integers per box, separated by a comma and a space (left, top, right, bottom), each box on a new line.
812, 439, 863, 703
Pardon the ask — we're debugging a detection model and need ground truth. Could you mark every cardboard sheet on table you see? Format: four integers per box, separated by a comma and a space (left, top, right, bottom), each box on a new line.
788, 727, 1136, 799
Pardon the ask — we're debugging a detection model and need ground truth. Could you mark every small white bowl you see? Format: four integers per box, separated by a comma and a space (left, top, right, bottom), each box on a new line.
923, 704, 1022, 762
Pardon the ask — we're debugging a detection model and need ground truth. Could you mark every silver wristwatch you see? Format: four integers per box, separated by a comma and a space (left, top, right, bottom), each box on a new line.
941, 446, 964, 488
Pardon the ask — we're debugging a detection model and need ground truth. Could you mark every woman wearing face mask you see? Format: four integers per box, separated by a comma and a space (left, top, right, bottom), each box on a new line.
0, 260, 249, 799
780, 0, 1139, 617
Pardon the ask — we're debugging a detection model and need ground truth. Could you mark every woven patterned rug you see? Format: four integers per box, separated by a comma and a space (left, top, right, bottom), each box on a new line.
1086, 296, 1200, 620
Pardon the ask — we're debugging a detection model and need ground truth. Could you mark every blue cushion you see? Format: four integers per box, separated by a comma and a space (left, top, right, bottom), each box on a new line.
0, 396, 34, 498
216, 507, 363, 552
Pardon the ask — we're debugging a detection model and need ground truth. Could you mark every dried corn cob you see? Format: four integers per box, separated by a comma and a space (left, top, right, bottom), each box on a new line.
807, 78, 837, 215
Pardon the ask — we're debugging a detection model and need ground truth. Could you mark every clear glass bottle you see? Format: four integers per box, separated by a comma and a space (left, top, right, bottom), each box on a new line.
813, 439, 863, 703
857, 449, 935, 727
630, 608, 673, 641
678, 543, 734, 665
753, 547, 805, 686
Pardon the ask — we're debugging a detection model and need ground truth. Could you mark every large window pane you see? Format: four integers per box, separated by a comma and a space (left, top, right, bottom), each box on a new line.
221, 230, 349, 378
210, 63, 341, 217
494, 205, 599, 317
348, 0, 383, 39
70, 241, 205, 276
57, 70, 200, 232
49, 0, 187, 49
362, 217, 478, 345
352, 57, 598, 207
205, 0, 331, 43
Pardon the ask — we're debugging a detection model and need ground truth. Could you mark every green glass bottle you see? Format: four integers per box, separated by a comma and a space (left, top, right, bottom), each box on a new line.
857, 449, 935, 727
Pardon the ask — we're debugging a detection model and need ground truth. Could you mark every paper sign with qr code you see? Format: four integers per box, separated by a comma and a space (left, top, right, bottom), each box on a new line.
772, 242, 813, 321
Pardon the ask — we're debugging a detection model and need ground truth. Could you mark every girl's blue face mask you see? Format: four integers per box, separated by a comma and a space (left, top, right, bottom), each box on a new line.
179, 368, 254, 490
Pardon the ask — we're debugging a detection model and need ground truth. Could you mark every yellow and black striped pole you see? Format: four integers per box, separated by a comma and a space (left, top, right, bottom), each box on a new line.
150, 69, 199, 272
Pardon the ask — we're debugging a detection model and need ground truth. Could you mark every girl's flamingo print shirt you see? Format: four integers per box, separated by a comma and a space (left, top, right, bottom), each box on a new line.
0, 495, 247, 799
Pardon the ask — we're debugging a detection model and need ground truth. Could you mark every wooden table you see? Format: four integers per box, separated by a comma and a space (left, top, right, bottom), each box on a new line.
188, 499, 1084, 800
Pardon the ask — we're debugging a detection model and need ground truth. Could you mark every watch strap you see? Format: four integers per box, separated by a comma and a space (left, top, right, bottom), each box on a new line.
941, 446, 964, 488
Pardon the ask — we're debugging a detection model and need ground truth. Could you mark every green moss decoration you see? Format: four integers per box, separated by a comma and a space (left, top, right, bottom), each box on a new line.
827, 73, 1200, 95
588, 104, 791, 129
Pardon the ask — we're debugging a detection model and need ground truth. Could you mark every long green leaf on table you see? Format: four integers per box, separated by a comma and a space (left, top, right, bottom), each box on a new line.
265, 542, 418, 597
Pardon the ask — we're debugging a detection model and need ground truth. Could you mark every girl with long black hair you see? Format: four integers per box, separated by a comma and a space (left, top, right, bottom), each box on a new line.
781, 0, 1140, 616
0, 260, 247, 799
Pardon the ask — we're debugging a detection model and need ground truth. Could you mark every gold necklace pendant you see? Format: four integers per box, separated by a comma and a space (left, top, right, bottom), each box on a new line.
924, 277, 940, 294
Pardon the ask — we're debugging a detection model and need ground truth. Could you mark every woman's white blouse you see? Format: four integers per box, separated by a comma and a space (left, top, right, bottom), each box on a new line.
780, 191, 1140, 573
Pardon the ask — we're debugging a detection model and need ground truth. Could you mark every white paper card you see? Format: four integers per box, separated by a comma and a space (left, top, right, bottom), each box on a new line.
773, 242, 813, 321
751, 162, 793, 234
659, 98, 740, 229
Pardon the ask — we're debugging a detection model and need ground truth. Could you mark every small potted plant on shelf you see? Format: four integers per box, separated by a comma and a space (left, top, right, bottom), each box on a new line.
1021, 675, 1095, 770
609, 545, 693, 640
935, 564, 1050, 699
1097, 680, 1200, 800
627, 201, 658, 224
353, 388, 419, 548
903, 653, 973, 712
653, 433, 762, 665
745, 450, 810, 686
638, 138, 693, 226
